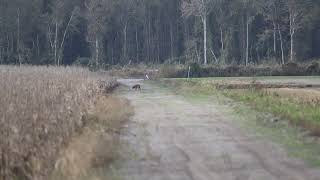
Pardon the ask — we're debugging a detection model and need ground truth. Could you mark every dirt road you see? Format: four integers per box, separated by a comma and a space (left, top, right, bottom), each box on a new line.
116, 79, 320, 180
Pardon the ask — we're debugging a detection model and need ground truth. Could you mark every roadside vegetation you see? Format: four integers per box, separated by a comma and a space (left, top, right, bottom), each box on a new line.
159, 77, 320, 165
224, 88, 320, 135
158, 61, 320, 78
0, 66, 131, 180
161, 77, 320, 135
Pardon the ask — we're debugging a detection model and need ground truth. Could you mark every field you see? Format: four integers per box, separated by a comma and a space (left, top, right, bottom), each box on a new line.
0, 66, 131, 180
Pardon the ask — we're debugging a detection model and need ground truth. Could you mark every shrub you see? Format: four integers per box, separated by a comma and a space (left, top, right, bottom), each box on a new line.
282, 62, 301, 76
74, 57, 91, 66
159, 64, 185, 78
188, 62, 201, 77
307, 62, 320, 75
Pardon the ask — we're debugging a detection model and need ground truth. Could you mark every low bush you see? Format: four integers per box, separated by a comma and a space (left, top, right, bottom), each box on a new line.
188, 62, 202, 77
74, 57, 91, 67
307, 62, 320, 75
282, 62, 302, 76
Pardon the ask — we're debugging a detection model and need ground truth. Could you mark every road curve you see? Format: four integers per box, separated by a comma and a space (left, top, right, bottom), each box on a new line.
116, 79, 320, 180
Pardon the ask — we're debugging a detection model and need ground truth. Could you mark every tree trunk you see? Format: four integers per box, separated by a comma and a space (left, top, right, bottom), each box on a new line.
289, 13, 295, 62
0, 48, 2, 64
246, 19, 249, 66
147, 13, 151, 61
210, 49, 218, 63
202, 16, 207, 65
157, 36, 160, 64
290, 32, 294, 62
220, 27, 224, 51
6, 35, 10, 61
95, 37, 99, 66
220, 26, 224, 62
136, 25, 139, 63
273, 21, 276, 55
57, 10, 75, 66
54, 21, 58, 65
196, 47, 200, 63
111, 46, 114, 64
278, 24, 285, 65
241, 18, 245, 64
170, 23, 174, 63
48, 26, 54, 55
123, 23, 127, 61
10, 34, 14, 54
17, 9, 21, 66
36, 34, 40, 58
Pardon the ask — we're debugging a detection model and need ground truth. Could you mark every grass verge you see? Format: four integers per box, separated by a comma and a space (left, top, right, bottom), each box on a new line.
223, 89, 320, 136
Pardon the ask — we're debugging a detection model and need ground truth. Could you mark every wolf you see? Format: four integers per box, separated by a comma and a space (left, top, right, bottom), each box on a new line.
132, 84, 141, 90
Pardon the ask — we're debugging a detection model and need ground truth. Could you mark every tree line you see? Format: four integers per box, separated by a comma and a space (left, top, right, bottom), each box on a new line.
0, 0, 319, 66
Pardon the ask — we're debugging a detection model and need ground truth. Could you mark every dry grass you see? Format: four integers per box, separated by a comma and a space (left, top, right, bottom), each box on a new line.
0, 66, 118, 180
52, 96, 133, 180
265, 88, 320, 106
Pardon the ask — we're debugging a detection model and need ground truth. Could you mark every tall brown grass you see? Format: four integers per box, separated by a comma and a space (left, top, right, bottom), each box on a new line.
0, 66, 118, 180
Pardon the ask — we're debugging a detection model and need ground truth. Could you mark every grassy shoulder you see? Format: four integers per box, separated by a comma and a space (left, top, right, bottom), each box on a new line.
223, 89, 320, 134
158, 78, 320, 166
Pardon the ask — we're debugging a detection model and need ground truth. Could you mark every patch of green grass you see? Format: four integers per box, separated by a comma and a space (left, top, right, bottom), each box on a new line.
231, 103, 320, 166
223, 89, 320, 135
158, 79, 320, 166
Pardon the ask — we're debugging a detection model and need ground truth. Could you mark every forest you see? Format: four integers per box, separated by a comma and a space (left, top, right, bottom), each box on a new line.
0, 0, 319, 66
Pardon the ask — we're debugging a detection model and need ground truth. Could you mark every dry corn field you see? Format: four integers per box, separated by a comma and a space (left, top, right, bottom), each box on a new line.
0, 66, 118, 180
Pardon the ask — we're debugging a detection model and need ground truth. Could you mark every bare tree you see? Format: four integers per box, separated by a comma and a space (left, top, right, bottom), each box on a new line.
182, 0, 214, 65
117, 0, 136, 62
212, 0, 230, 63
286, 0, 309, 62
243, 0, 263, 66
262, 0, 286, 64
85, 0, 110, 66
263, 0, 278, 56
47, 0, 79, 66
